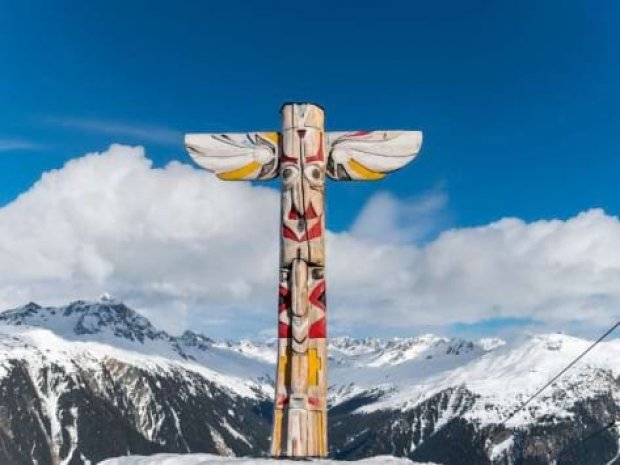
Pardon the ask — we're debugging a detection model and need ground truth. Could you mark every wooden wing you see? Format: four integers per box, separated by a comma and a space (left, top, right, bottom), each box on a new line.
326, 131, 422, 180
185, 132, 280, 180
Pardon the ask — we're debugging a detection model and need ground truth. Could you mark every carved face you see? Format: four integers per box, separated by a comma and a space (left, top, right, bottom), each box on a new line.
278, 263, 326, 340
280, 127, 326, 266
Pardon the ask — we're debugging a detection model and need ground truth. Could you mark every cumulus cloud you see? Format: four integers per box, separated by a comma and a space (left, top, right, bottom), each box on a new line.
350, 188, 448, 244
0, 145, 279, 333
0, 145, 618, 337
330, 212, 620, 334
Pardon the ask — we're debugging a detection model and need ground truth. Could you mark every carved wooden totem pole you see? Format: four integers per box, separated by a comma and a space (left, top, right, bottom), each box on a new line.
185, 103, 422, 458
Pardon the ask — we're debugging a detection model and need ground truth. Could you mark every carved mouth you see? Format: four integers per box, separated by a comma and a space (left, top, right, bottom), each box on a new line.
287, 203, 320, 220
282, 220, 323, 242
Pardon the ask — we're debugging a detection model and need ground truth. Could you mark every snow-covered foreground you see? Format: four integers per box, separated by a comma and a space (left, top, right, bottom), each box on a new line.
100, 453, 437, 465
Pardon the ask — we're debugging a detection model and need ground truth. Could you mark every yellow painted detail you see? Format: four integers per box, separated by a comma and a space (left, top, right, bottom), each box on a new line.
272, 410, 283, 456
278, 355, 289, 382
308, 349, 321, 386
348, 158, 386, 180
218, 160, 261, 180
262, 132, 279, 144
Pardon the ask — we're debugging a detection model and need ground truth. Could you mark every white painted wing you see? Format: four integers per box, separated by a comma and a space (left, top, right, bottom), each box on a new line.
185, 132, 280, 180
326, 131, 423, 180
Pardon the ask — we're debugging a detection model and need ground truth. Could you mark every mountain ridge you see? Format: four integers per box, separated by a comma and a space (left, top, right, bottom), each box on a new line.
0, 299, 618, 465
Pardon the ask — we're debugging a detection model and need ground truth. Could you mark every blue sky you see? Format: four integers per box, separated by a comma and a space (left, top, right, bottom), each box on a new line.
2, 1, 619, 230
1, 1, 619, 338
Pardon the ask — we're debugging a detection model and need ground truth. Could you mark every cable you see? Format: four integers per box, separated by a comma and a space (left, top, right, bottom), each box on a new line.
578, 420, 617, 445
555, 419, 618, 461
500, 320, 620, 426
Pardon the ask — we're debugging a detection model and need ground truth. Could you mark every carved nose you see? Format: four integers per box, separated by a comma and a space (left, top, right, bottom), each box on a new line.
290, 259, 308, 317
291, 184, 310, 220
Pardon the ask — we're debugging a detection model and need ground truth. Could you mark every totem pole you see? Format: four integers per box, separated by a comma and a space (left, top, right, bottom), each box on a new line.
185, 103, 422, 458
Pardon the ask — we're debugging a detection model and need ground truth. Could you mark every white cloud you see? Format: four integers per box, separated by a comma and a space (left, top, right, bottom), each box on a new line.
330, 211, 620, 333
350, 188, 448, 244
0, 145, 279, 333
0, 145, 618, 337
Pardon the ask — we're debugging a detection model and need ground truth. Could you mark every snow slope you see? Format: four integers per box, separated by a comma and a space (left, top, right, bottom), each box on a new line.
100, 453, 437, 465
2, 298, 618, 428
0, 323, 263, 400
0, 298, 618, 464
332, 332, 620, 426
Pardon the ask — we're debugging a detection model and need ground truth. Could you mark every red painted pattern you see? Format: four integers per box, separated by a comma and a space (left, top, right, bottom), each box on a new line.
279, 285, 289, 313
278, 285, 291, 338
287, 204, 319, 221
282, 224, 301, 241
276, 394, 289, 407
281, 154, 298, 164
305, 203, 319, 219
309, 280, 326, 338
309, 281, 326, 311
309, 318, 326, 338
279, 321, 292, 338
305, 220, 323, 241
282, 218, 323, 242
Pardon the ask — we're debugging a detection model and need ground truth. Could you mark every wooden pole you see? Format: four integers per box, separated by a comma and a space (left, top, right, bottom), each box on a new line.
185, 103, 422, 459
272, 103, 328, 457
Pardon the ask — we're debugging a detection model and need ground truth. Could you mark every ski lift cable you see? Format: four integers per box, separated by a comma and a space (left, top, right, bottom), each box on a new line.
500, 319, 620, 427
555, 418, 618, 461
577, 420, 617, 445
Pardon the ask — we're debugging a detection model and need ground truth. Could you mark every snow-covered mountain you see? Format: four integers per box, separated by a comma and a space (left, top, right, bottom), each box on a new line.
0, 298, 618, 465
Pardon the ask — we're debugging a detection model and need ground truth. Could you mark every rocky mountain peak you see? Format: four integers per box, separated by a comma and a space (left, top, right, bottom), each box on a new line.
12, 301, 42, 317
328, 334, 493, 367
178, 330, 215, 350
0, 299, 168, 345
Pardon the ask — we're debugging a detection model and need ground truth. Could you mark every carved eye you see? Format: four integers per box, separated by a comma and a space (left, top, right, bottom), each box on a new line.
282, 166, 299, 186
304, 165, 324, 186
311, 268, 324, 280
